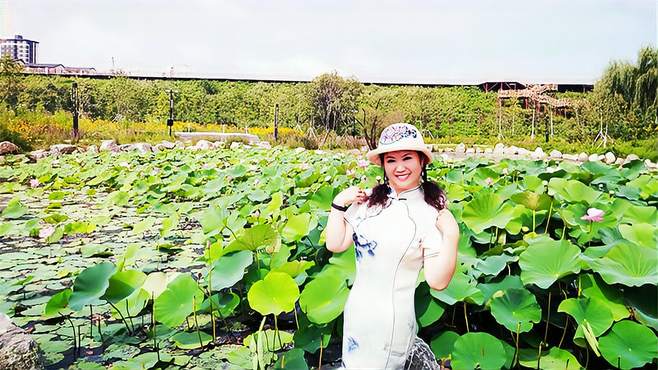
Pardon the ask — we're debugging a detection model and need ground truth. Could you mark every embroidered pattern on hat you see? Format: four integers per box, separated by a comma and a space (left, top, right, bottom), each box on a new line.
379, 125, 418, 145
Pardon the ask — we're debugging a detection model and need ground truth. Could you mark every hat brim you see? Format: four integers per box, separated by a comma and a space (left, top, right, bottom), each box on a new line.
366, 144, 433, 166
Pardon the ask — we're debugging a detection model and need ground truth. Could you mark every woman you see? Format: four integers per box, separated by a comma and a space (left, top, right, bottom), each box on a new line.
326, 123, 459, 369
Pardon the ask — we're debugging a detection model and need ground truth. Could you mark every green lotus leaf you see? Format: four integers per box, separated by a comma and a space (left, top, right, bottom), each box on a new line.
273, 348, 308, 370
626, 174, 658, 199
518, 347, 584, 370
244, 329, 295, 352
478, 275, 524, 304
273, 260, 315, 278
430, 270, 483, 305
198, 292, 240, 317
102, 270, 147, 304
415, 284, 446, 327
309, 185, 334, 210
474, 254, 518, 277
610, 198, 658, 225
510, 191, 552, 211
247, 189, 269, 202
282, 213, 311, 242
580, 274, 630, 321
198, 205, 228, 235
624, 285, 658, 331
519, 236, 582, 289
548, 178, 602, 205
618, 223, 657, 249
248, 271, 300, 316
225, 224, 279, 253
599, 320, 658, 369
324, 246, 356, 285
142, 271, 180, 299
558, 297, 614, 347
171, 331, 213, 350
111, 288, 150, 320
292, 314, 332, 353
461, 190, 516, 234
489, 288, 542, 333
2, 197, 28, 219
299, 273, 348, 324
130, 217, 156, 235
43, 288, 72, 318
451, 332, 507, 370
154, 274, 205, 328
430, 331, 460, 360
208, 250, 253, 291
586, 243, 657, 287
69, 262, 116, 311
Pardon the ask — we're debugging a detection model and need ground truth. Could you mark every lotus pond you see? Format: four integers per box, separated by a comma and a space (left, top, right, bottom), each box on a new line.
0, 146, 657, 370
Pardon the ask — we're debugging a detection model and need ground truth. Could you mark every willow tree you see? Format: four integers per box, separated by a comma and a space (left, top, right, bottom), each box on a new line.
308, 72, 362, 136
596, 46, 657, 138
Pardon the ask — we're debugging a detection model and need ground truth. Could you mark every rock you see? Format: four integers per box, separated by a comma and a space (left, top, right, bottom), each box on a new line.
194, 140, 213, 150
99, 140, 119, 152
174, 141, 185, 149
549, 149, 562, 159
0, 141, 20, 155
230, 142, 242, 150
294, 147, 306, 153
484, 148, 493, 154
644, 159, 654, 168
475, 147, 482, 154
531, 147, 546, 160
443, 147, 454, 153
159, 140, 176, 149
604, 152, 616, 164
118, 144, 133, 152
212, 141, 225, 149
49, 144, 77, 155
86, 145, 98, 154
577, 152, 589, 162
503, 146, 519, 156
493, 143, 505, 155
256, 141, 271, 149
626, 154, 640, 162
0, 313, 45, 370
517, 147, 531, 156
465, 147, 475, 155
563, 153, 579, 161
455, 143, 466, 154
588, 153, 600, 162
614, 158, 624, 165
27, 150, 49, 161
130, 143, 152, 154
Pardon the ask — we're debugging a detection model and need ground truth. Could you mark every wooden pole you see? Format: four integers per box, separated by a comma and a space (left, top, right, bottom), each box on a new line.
274, 103, 279, 142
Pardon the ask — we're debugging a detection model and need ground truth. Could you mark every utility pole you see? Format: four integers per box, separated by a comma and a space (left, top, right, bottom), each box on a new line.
274, 103, 279, 142
71, 82, 80, 141
166, 89, 176, 136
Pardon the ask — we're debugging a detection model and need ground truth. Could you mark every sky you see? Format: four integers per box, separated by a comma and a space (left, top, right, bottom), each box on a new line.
1, 0, 656, 84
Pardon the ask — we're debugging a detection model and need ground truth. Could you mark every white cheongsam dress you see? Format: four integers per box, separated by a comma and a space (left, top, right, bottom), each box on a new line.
339, 186, 443, 369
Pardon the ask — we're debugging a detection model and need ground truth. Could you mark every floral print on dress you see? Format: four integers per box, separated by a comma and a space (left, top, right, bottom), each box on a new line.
347, 336, 359, 352
352, 232, 377, 261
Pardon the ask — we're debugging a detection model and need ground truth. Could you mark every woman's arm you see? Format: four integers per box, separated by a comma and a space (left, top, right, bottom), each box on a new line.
422, 209, 460, 291
325, 186, 366, 253
325, 207, 354, 253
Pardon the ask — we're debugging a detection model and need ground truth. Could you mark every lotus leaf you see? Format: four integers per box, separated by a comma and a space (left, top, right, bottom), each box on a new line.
142, 271, 181, 299
225, 224, 279, 253
580, 274, 630, 321
598, 320, 658, 369
273, 348, 308, 370
547, 178, 602, 205
586, 243, 657, 287
282, 213, 311, 242
244, 329, 294, 352
518, 347, 583, 370
2, 197, 28, 219
273, 260, 315, 278
415, 284, 446, 327
43, 288, 72, 318
451, 332, 506, 370
519, 236, 582, 289
102, 270, 147, 304
474, 254, 518, 276
430, 270, 483, 305
208, 250, 253, 291
489, 287, 542, 332
171, 331, 213, 349
461, 190, 516, 233
618, 223, 657, 249
299, 273, 349, 324
430, 330, 459, 360
154, 274, 204, 328
558, 297, 614, 347
248, 271, 300, 316
69, 262, 116, 310
624, 286, 658, 331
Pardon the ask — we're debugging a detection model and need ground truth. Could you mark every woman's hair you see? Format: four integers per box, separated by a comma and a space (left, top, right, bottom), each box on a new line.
367, 152, 447, 211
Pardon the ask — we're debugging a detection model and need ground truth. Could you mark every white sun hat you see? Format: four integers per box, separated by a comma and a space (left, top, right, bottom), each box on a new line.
365, 123, 433, 166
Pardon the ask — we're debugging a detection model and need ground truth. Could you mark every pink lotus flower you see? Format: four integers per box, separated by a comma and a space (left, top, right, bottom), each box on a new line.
39, 225, 55, 239
485, 177, 494, 186
357, 159, 369, 168
581, 208, 604, 222
29, 179, 40, 188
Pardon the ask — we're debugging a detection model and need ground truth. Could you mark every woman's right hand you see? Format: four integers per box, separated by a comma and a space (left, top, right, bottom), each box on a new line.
333, 186, 369, 207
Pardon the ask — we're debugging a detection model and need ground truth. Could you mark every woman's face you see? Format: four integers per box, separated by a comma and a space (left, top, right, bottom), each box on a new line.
382, 150, 424, 194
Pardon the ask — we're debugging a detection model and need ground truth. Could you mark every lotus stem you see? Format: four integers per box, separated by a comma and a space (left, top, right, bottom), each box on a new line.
565, 358, 569, 370
536, 343, 542, 369
532, 210, 536, 232
558, 316, 569, 348
463, 302, 470, 332
543, 291, 551, 344
77, 324, 83, 355
125, 299, 135, 332
584, 341, 589, 369
89, 305, 93, 339
293, 305, 299, 330
561, 224, 566, 240
274, 314, 283, 350
544, 200, 553, 234
514, 322, 521, 367
257, 316, 267, 370
319, 339, 324, 370
617, 356, 621, 369
108, 301, 133, 335
207, 268, 217, 340
62, 314, 77, 357
193, 296, 204, 349
152, 293, 160, 362
494, 227, 499, 245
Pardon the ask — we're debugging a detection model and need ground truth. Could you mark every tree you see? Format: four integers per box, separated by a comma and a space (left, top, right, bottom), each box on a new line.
0, 56, 24, 108
308, 72, 362, 135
